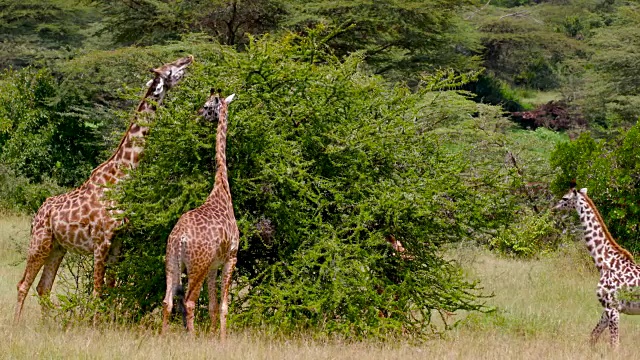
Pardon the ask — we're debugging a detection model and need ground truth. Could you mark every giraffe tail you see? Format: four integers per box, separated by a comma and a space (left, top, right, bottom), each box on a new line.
175, 284, 187, 327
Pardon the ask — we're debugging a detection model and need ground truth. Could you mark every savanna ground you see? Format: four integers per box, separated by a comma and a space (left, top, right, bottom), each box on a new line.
2, 214, 640, 359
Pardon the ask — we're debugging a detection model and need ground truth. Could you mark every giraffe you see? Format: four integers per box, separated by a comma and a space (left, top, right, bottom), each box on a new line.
554, 183, 640, 346
14, 55, 194, 323
162, 89, 238, 340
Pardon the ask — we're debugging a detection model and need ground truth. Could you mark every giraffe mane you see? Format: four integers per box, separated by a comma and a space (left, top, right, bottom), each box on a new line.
88, 79, 159, 177
582, 192, 635, 263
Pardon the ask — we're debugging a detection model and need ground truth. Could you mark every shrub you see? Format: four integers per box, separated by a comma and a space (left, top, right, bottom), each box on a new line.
107, 28, 492, 338
551, 126, 640, 253
489, 210, 563, 257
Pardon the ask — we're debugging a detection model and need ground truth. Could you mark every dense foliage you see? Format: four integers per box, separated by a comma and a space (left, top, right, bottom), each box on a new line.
551, 126, 640, 254
0, 68, 100, 194
0, 0, 100, 68
107, 30, 500, 337
3, 0, 640, 339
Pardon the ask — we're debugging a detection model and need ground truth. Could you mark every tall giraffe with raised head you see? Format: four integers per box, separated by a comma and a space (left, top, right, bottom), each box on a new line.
14, 55, 194, 323
555, 183, 640, 346
162, 90, 238, 340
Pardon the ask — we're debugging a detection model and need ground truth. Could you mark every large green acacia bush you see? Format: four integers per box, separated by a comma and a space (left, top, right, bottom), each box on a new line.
108, 29, 493, 338
551, 125, 640, 253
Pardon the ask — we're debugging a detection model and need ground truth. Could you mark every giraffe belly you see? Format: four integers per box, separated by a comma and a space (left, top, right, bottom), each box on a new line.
52, 222, 96, 254
51, 209, 118, 254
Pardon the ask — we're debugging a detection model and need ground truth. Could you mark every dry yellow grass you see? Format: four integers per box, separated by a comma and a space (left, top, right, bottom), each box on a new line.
2, 214, 640, 359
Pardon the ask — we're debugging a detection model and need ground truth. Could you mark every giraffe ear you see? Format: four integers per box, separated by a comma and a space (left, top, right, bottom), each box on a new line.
579, 188, 588, 194
146, 79, 154, 88
225, 94, 236, 103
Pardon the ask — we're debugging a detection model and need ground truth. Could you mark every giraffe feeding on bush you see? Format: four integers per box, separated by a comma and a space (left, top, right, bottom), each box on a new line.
554, 184, 640, 347
14, 55, 194, 323
162, 90, 238, 340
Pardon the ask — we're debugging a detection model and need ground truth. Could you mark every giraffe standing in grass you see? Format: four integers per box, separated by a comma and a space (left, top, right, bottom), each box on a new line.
555, 183, 640, 346
162, 90, 238, 340
14, 55, 194, 323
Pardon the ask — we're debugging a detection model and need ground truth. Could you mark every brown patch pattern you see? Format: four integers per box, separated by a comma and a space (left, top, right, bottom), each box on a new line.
14, 55, 193, 323
162, 92, 239, 341
555, 187, 640, 347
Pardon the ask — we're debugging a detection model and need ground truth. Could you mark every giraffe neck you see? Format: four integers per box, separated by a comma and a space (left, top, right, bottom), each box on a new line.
576, 193, 634, 271
212, 101, 230, 194
85, 86, 163, 187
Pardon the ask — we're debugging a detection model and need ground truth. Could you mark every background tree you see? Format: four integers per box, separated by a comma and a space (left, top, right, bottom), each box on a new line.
285, 0, 482, 79
0, 0, 101, 69
92, 0, 286, 46
573, 4, 640, 128
551, 125, 640, 254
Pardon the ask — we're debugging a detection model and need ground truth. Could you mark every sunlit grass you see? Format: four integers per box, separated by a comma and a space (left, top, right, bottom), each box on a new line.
516, 90, 563, 108
2, 215, 640, 359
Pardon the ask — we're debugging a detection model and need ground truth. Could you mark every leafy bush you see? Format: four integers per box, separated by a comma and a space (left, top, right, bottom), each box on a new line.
464, 74, 527, 112
106, 28, 495, 338
0, 68, 100, 187
0, 164, 65, 213
489, 210, 563, 257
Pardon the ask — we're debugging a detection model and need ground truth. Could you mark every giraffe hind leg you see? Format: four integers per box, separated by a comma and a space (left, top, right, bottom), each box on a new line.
35, 246, 67, 314
219, 257, 237, 341
590, 310, 609, 346
13, 219, 53, 323
184, 269, 207, 334
15, 254, 47, 323
207, 267, 219, 333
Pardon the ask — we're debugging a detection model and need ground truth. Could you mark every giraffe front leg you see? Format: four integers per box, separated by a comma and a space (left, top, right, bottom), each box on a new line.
590, 310, 609, 346
105, 237, 122, 288
92, 241, 111, 297
207, 268, 219, 334
607, 308, 620, 347
219, 257, 237, 341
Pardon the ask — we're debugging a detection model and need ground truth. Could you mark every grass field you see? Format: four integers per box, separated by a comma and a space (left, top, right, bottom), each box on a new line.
2, 214, 640, 359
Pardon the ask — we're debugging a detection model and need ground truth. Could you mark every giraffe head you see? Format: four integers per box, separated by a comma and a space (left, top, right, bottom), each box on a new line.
145, 55, 194, 99
198, 88, 236, 122
554, 182, 588, 211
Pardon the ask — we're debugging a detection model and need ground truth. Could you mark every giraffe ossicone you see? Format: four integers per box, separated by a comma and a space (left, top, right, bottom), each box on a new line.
162, 90, 239, 341
14, 55, 194, 324
555, 184, 640, 347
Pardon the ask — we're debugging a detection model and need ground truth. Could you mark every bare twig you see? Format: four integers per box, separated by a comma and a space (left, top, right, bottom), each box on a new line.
499, 11, 543, 24
465, 0, 492, 20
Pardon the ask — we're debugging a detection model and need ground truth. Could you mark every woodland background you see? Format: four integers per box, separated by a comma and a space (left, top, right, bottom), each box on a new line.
2, 0, 640, 340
